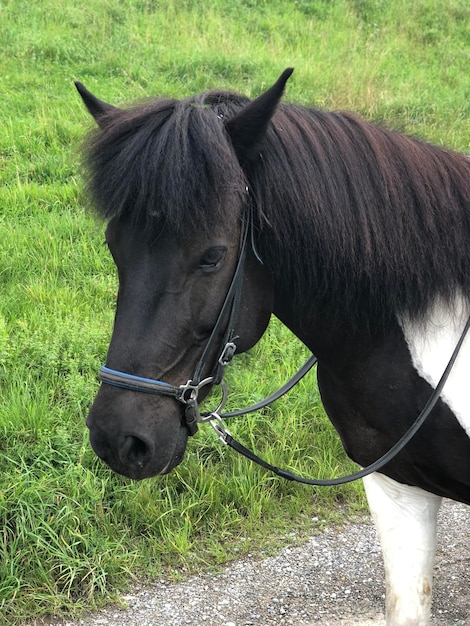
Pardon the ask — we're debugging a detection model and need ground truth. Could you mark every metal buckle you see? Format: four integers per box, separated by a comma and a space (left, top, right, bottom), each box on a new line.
209, 413, 231, 444
218, 341, 237, 367
177, 377, 214, 404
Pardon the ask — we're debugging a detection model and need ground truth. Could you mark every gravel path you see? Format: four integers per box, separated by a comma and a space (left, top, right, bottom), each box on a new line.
33, 499, 469, 626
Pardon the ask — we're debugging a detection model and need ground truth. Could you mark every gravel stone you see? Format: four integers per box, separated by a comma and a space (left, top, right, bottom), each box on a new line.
31, 499, 469, 626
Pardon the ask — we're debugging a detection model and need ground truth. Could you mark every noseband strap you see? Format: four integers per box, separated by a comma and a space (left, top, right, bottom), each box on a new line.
98, 366, 214, 402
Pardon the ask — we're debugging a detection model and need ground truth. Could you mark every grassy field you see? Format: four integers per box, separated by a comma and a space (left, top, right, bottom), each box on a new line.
1, 0, 469, 622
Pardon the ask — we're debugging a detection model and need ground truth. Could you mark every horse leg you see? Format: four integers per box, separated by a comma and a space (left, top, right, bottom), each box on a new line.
362, 472, 442, 626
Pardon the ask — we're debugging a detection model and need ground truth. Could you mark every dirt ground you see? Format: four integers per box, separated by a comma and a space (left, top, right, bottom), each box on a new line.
31, 499, 470, 626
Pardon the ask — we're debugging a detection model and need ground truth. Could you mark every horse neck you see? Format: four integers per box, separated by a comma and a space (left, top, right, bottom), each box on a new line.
271, 286, 391, 370
273, 293, 342, 359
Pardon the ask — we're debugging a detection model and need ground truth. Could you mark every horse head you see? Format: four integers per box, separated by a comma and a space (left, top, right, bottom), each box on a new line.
77, 70, 293, 479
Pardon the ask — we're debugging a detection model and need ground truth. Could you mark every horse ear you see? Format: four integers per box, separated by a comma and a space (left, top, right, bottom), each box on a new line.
75, 82, 119, 128
225, 68, 293, 161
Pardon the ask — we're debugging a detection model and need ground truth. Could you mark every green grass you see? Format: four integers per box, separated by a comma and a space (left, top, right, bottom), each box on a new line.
1, 0, 469, 622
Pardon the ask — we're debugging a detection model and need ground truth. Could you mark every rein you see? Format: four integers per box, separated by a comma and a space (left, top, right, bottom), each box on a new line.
212, 314, 470, 485
97, 200, 470, 485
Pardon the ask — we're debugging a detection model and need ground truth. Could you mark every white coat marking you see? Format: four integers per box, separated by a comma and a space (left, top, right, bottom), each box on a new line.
400, 295, 470, 438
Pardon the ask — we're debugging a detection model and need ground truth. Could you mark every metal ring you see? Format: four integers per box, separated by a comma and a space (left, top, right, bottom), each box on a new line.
198, 380, 229, 422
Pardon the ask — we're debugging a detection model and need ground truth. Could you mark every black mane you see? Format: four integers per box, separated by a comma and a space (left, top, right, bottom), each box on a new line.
83, 89, 470, 326
252, 106, 470, 325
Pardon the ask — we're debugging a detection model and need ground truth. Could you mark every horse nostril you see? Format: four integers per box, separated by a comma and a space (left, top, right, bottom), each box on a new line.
120, 435, 150, 469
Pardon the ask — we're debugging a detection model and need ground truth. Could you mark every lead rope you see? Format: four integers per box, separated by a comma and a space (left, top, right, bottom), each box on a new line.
204, 314, 470, 486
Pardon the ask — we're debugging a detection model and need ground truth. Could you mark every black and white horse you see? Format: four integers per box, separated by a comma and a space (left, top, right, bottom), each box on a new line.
76, 69, 470, 625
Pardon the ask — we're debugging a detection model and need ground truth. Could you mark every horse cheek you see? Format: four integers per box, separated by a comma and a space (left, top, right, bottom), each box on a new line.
237, 256, 273, 353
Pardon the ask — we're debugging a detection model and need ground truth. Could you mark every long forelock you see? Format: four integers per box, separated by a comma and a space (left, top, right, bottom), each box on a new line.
83, 90, 249, 238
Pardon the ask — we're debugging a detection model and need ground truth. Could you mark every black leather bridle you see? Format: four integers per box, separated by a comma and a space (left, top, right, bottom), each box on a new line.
99, 199, 253, 430
97, 199, 470, 485
98, 198, 313, 426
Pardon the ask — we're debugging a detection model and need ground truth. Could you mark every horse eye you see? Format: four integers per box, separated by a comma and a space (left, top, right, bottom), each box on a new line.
199, 247, 227, 271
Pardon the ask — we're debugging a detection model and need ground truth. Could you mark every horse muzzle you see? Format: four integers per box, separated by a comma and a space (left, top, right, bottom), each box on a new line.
86, 388, 190, 479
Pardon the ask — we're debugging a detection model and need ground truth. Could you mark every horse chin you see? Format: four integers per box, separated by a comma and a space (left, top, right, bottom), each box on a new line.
156, 428, 189, 476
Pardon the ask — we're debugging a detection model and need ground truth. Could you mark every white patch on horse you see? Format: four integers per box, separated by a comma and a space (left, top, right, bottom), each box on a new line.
400, 294, 470, 438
